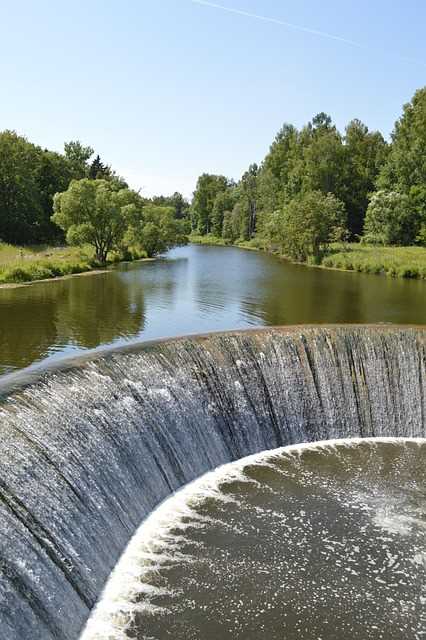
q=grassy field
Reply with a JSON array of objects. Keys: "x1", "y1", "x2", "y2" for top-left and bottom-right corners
[
  {"x1": 0, "y1": 243, "x2": 147, "y2": 285},
  {"x1": 190, "y1": 235, "x2": 426, "y2": 280},
  {"x1": 322, "y1": 244, "x2": 426, "y2": 279}
]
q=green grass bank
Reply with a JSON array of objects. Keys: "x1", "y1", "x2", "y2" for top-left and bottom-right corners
[
  {"x1": 190, "y1": 234, "x2": 426, "y2": 280},
  {"x1": 0, "y1": 243, "x2": 148, "y2": 285}
]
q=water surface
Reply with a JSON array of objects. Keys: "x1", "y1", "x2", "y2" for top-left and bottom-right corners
[
  {"x1": 82, "y1": 439, "x2": 426, "y2": 640},
  {"x1": 1, "y1": 244, "x2": 426, "y2": 375}
]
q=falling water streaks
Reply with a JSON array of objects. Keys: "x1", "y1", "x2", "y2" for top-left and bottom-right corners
[{"x1": 0, "y1": 326, "x2": 424, "y2": 639}]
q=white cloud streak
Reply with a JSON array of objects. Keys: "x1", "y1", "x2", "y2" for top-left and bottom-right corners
[{"x1": 190, "y1": 0, "x2": 425, "y2": 67}]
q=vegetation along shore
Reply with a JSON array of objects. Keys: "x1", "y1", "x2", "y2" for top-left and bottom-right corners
[
  {"x1": 1, "y1": 86, "x2": 426, "y2": 283},
  {"x1": 190, "y1": 235, "x2": 426, "y2": 279}
]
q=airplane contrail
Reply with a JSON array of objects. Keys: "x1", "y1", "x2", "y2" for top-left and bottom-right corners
[{"x1": 190, "y1": 0, "x2": 425, "y2": 67}]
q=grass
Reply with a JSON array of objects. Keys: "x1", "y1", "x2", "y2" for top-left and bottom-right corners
[
  {"x1": 0, "y1": 243, "x2": 148, "y2": 285},
  {"x1": 189, "y1": 234, "x2": 267, "y2": 251},
  {"x1": 190, "y1": 234, "x2": 426, "y2": 280},
  {"x1": 189, "y1": 234, "x2": 228, "y2": 246},
  {"x1": 322, "y1": 244, "x2": 426, "y2": 279}
]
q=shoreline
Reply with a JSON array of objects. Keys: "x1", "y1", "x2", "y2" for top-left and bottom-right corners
[
  {"x1": 0, "y1": 257, "x2": 156, "y2": 290},
  {"x1": 189, "y1": 236, "x2": 426, "y2": 281}
]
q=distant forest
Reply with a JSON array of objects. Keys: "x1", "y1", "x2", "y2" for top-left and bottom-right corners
[
  {"x1": 191, "y1": 86, "x2": 426, "y2": 263},
  {"x1": 0, "y1": 86, "x2": 425, "y2": 266}
]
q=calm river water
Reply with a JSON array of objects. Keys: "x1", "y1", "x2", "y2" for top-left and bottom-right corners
[{"x1": 1, "y1": 244, "x2": 426, "y2": 375}]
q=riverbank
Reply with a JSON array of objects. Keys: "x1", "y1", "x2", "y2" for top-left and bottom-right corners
[
  {"x1": 0, "y1": 243, "x2": 149, "y2": 286},
  {"x1": 190, "y1": 235, "x2": 426, "y2": 280}
]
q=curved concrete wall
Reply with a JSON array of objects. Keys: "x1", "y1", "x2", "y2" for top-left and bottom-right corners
[{"x1": 0, "y1": 327, "x2": 424, "y2": 639}]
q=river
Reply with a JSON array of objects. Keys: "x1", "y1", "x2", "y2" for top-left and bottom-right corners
[{"x1": 1, "y1": 244, "x2": 426, "y2": 376}]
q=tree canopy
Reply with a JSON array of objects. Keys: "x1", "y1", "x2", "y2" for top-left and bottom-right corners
[
  {"x1": 53, "y1": 179, "x2": 188, "y2": 263},
  {"x1": 192, "y1": 85, "x2": 426, "y2": 258}
]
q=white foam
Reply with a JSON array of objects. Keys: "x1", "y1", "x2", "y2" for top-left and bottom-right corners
[{"x1": 80, "y1": 437, "x2": 425, "y2": 640}]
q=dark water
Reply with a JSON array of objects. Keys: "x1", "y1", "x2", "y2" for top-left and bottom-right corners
[
  {"x1": 82, "y1": 439, "x2": 426, "y2": 640},
  {"x1": 1, "y1": 244, "x2": 426, "y2": 375}
]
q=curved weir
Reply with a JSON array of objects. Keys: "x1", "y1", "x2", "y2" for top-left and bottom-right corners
[{"x1": 0, "y1": 326, "x2": 425, "y2": 639}]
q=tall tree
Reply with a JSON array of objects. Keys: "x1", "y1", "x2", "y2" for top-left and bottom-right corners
[
  {"x1": 302, "y1": 114, "x2": 346, "y2": 197},
  {"x1": 239, "y1": 164, "x2": 259, "y2": 239},
  {"x1": 52, "y1": 179, "x2": 130, "y2": 264},
  {"x1": 89, "y1": 154, "x2": 112, "y2": 180},
  {"x1": 211, "y1": 188, "x2": 236, "y2": 237},
  {"x1": 0, "y1": 131, "x2": 42, "y2": 244},
  {"x1": 34, "y1": 150, "x2": 74, "y2": 243},
  {"x1": 191, "y1": 174, "x2": 230, "y2": 234},
  {"x1": 279, "y1": 191, "x2": 347, "y2": 263},
  {"x1": 363, "y1": 190, "x2": 417, "y2": 245},
  {"x1": 343, "y1": 120, "x2": 388, "y2": 237},
  {"x1": 379, "y1": 87, "x2": 426, "y2": 193},
  {"x1": 64, "y1": 141, "x2": 94, "y2": 180}
]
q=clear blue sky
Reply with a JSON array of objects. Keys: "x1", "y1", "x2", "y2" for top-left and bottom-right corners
[{"x1": 1, "y1": 0, "x2": 425, "y2": 198}]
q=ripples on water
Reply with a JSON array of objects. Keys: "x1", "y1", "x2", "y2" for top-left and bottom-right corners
[
  {"x1": 82, "y1": 439, "x2": 426, "y2": 640},
  {"x1": 2, "y1": 244, "x2": 426, "y2": 375}
]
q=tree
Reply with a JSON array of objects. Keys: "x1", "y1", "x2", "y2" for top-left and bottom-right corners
[
  {"x1": 34, "y1": 150, "x2": 74, "y2": 243},
  {"x1": 52, "y1": 179, "x2": 130, "y2": 264},
  {"x1": 88, "y1": 154, "x2": 112, "y2": 180},
  {"x1": 222, "y1": 210, "x2": 236, "y2": 243},
  {"x1": 211, "y1": 188, "x2": 236, "y2": 237},
  {"x1": 0, "y1": 130, "x2": 42, "y2": 244},
  {"x1": 170, "y1": 192, "x2": 189, "y2": 219},
  {"x1": 343, "y1": 120, "x2": 388, "y2": 238},
  {"x1": 363, "y1": 190, "x2": 418, "y2": 245},
  {"x1": 263, "y1": 123, "x2": 301, "y2": 203},
  {"x1": 303, "y1": 115, "x2": 346, "y2": 197},
  {"x1": 379, "y1": 87, "x2": 426, "y2": 193},
  {"x1": 124, "y1": 204, "x2": 187, "y2": 257},
  {"x1": 280, "y1": 191, "x2": 347, "y2": 262},
  {"x1": 239, "y1": 164, "x2": 259, "y2": 239},
  {"x1": 64, "y1": 141, "x2": 94, "y2": 180},
  {"x1": 191, "y1": 174, "x2": 230, "y2": 234}
]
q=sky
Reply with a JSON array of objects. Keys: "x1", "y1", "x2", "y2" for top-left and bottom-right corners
[{"x1": 0, "y1": 0, "x2": 425, "y2": 198}]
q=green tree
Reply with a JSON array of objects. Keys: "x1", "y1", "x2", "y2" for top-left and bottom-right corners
[
  {"x1": 379, "y1": 87, "x2": 426, "y2": 193},
  {"x1": 363, "y1": 190, "x2": 418, "y2": 245},
  {"x1": 263, "y1": 123, "x2": 301, "y2": 202},
  {"x1": 191, "y1": 174, "x2": 230, "y2": 234},
  {"x1": 222, "y1": 210, "x2": 236, "y2": 242},
  {"x1": 64, "y1": 141, "x2": 94, "y2": 180},
  {"x1": 303, "y1": 115, "x2": 346, "y2": 197},
  {"x1": 239, "y1": 164, "x2": 259, "y2": 239},
  {"x1": 211, "y1": 188, "x2": 236, "y2": 236},
  {"x1": 343, "y1": 120, "x2": 388, "y2": 238},
  {"x1": 280, "y1": 191, "x2": 347, "y2": 262},
  {"x1": 124, "y1": 204, "x2": 187, "y2": 257},
  {"x1": 34, "y1": 150, "x2": 74, "y2": 243},
  {"x1": 170, "y1": 192, "x2": 190, "y2": 219},
  {"x1": 52, "y1": 179, "x2": 130, "y2": 264},
  {"x1": 0, "y1": 130, "x2": 42, "y2": 244},
  {"x1": 88, "y1": 154, "x2": 112, "y2": 180}
]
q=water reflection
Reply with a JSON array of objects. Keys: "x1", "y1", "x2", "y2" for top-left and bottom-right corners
[{"x1": 1, "y1": 245, "x2": 426, "y2": 375}]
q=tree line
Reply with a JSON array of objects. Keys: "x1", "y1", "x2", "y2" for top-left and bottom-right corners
[
  {"x1": 0, "y1": 133, "x2": 190, "y2": 261},
  {"x1": 191, "y1": 86, "x2": 426, "y2": 263}
]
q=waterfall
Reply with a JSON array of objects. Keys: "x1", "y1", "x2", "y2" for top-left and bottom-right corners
[{"x1": 0, "y1": 326, "x2": 424, "y2": 640}]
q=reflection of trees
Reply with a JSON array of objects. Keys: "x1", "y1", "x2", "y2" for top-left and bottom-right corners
[
  {"x1": 0, "y1": 286, "x2": 59, "y2": 372},
  {"x1": 0, "y1": 270, "x2": 146, "y2": 373},
  {"x1": 55, "y1": 272, "x2": 145, "y2": 348},
  {"x1": 247, "y1": 259, "x2": 426, "y2": 325}
]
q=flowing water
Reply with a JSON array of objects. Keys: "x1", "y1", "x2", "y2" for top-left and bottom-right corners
[
  {"x1": 82, "y1": 439, "x2": 426, "y2": 640},
  {"x1": 1, "y1": 244, "x2": 426, "y2": 375},
  {"x1": 0, "y1": 327, "x2": 425, "y2": 640}
]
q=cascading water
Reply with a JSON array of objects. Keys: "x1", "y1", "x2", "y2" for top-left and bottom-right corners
[{"x1": 0, "y1": 326, "x2": 425, "y2": 640}]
